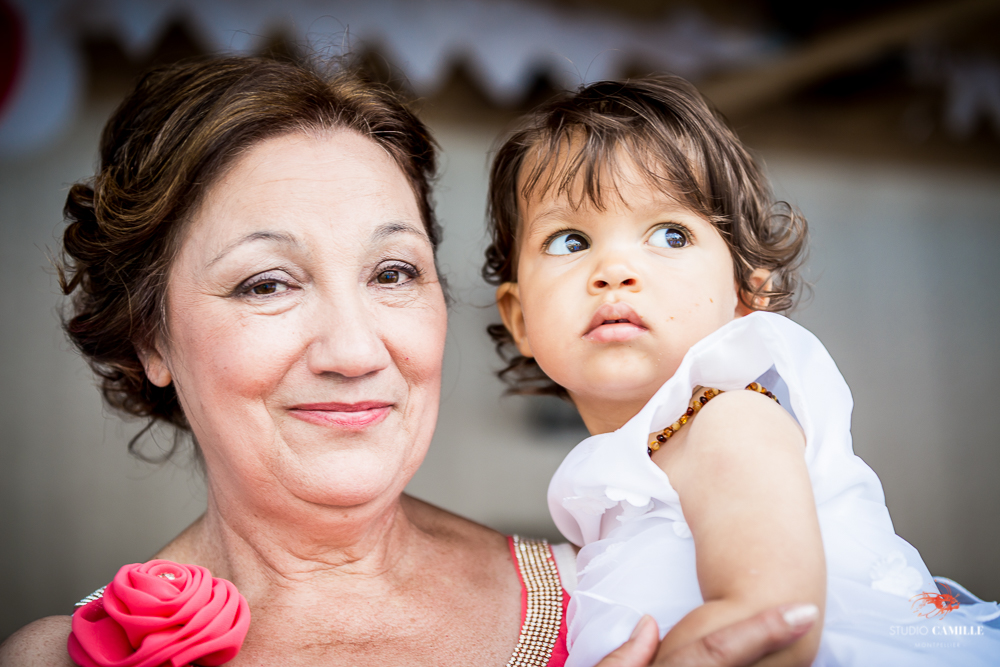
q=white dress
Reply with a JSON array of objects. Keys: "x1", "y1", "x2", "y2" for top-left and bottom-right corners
[{"x1": 548, "y1": 312, "x2": 1000, "y2": 667}]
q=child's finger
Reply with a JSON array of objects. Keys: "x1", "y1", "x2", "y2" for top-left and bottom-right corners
[
  {"x1": 655, "y1": 604, "x2": 818, "y2": 667},
  {"x1": 593, "y1": 615, "x2": 660, "y2": 667}
]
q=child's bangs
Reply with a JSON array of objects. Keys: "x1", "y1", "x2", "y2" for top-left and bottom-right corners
[{"x1": 518, "y1": 124, "x2": 712, "y2": 218}]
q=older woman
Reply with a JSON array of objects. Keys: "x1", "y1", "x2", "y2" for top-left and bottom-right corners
[{"x1": 0, "y1": 56, "x2": 812, "y2": 667}]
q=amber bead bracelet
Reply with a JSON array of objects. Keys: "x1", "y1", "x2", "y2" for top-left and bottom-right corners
[{"x1": 648, "y1": 382, "x2": 779, "y2": 456}]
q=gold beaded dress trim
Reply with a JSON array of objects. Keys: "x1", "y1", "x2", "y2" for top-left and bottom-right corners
[
  {"x1": 75, "y1": 586, "x2": 106, "y2": 607},
  {"x1": 506, "y1": 536, "x2": 564, "y2": 667}
]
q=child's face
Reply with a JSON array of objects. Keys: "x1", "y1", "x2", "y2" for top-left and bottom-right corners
[{"x1": 497, "y1": 155, "x2": 752, "y2": 434}]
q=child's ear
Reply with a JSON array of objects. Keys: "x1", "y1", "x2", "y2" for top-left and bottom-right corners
[
  {"x1": 137, "y1": 342, "x2": 173, "y2": 387},
  {"x1": 735, "y1": 268, "x2": 773, "y2": 317},
  {"x1": 496, "y1": 282, "x2": 534, "y2": 358}
]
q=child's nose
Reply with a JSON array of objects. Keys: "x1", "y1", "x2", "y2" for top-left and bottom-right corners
[{"x1": 590, "y1": 263, "x2": 641, "y2": 292}]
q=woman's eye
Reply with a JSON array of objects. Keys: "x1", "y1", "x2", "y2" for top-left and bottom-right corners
[
  {"x1": 371, "y1": 263, "x2": 420, "y2": 287},
  {"x1": 649, "y1": 227, "x2": 688, "y2": 249},
  {"x1": 377, "y1": 270, "x2": 400, "y2": 284},
  {"x1": 546, "y1": 232, "x2": 590, "y2": 256},
  {"x1": 251, "y1": 281, "x2": 281, "y2": 295},
  {"x1": 237, "y1": 272, "x2": 295, "y2": 298}
]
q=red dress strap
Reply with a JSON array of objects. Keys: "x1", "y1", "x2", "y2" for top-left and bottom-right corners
[{"x1": 506, "y1": 535, "x2": 570, "y2": 667}]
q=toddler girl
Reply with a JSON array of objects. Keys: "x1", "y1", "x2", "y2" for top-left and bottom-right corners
[{"x1": 483, "y1": 76, "x2": 1000, "y2": 666}]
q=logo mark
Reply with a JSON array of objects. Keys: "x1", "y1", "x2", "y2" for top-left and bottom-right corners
[{"x1": 910, "y1": 583, "x2": 960, "y2": 619}]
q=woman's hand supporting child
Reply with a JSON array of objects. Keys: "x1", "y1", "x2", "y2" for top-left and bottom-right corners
[{"x1": 598, "y1": 604, "x2": 819, "y2": 667}]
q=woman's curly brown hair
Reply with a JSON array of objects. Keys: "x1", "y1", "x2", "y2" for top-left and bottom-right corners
[
  {"x1": 483, "y1": 75, "x2": 808, "y2": 399},
  {"x1": 59, "y1": 55, "x2": 441, "y2": 459}
]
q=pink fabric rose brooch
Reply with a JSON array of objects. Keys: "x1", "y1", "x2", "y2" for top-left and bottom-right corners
[{"x1": 67, "y1": 560, "x2": 250, "y2": 667}]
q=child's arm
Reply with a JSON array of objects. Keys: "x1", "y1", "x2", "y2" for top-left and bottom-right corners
[{"x1": 651, "y1": 389, "x2": 825, "y2": 667}]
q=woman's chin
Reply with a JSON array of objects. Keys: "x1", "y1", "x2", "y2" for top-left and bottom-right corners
[{"x1": 275, "y1": 450, "x2": 419, "y2": 509}]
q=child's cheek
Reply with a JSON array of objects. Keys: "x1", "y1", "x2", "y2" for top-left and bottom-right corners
[{"x1": 523, "y1": 305, "x2": 574, "y2": 383}]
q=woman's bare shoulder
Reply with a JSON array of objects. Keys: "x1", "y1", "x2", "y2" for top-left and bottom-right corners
[{"x1": 0, "y1": 615, "x2": 75, "y2": 666}]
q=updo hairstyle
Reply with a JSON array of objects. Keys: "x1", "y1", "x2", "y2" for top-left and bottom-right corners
[
  {"x1": 483, "y1": 75, "x2": 808, "y2": 399},
  {"x1": 59, "y1": 55, "x2": 441, "y2": 455}
]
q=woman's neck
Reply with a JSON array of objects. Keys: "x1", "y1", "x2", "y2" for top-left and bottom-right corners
[
  {"x1": 157, "y1": 481, "x2": 422, "y2": 600},
  {"x1": 155, "y1": 488, "x2": 524, "y2": 666}
]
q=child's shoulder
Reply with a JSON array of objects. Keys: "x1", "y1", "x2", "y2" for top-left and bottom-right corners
[
  {"x1": 692, "y1": 388, "x2": 803, "y2": 448},
  {"x1": 650, "y1": 386, "x2": 804, "y2": 479}
]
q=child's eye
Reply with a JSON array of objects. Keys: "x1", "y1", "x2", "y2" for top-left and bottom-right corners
[
  {"x1": 649, "y1": 226, "x2": 689, "y2": 249},
  {"x1": 546, "y1": 232, "x2": 590, "y2": 255}
]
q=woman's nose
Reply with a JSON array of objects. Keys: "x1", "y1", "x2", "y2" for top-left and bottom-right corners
[
  {"x1": 589, "y1": 257, "x2": 642, "y2": 294},
  {"x1": 305, "y1": 294, "x2": 391, "y2": 378}
]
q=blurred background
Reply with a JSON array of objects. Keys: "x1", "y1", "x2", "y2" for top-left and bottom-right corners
[{"x1": 2, "y1": 0, "x2": 999, "y2": 642}]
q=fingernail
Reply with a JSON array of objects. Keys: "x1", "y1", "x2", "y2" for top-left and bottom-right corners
[
  {"x1": 630, "y1": 615, "x2": 652, "y2": 640},
  {"x1": 782, "y1": 604, "x2": 818, "y2": 627}
]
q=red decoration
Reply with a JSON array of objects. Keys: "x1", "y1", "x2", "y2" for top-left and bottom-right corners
[{"x1": 67, "y1": 560, "x2": 250, "y2": 667}]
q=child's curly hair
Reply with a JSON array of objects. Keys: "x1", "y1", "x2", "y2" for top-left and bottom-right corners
[{"x1": 483, "y1": 75, "x2": 808, "y2": 399}]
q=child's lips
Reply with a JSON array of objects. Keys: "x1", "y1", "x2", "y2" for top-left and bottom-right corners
[
  {"x1": 583, "y1": 303, "x2": 648, "y2": 342},
  {"x1": 583, "y1": 322, "x2": 648, "y2": 342}
]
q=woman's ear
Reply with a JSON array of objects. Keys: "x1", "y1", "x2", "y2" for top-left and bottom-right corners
[
  {"x1": 736, "y1": 268, "x2": 773, "y2": 317},
  {"x1": 137, "y1": 343, "x2": 173, "y2": 387},
  {"x1": 495, "y1": 282, "x2": 534, "y2": 358}
]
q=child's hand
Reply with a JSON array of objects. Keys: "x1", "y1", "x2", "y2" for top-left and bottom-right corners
[{"x1": 594, "y1": 604, "x2": 817, "y2": 667}]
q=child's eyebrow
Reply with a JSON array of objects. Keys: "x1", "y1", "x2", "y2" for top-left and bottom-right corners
[{"x1": 522, "y1": 203, "x2": 575, "y2": 243}]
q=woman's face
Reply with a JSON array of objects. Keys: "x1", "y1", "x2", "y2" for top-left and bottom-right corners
[{"x1": 143, "y1": 130, "x2": 447, "y2": 511}]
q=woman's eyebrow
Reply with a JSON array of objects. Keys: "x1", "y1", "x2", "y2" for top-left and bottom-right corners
[
  {"x1": 370, "y1": 221, "x2": 428, "y2": 242},
  {"x1": 207, "y1": 231, "x2": 299, "y2": 267}
]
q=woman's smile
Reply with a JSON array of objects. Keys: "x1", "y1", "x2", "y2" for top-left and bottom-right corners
[{"x1": 288, "y1": 401, "x2": 393, "y2": 430}]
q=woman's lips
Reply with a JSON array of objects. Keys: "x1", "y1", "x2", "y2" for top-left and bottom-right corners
[
  {"x1": 582, "y1": 302, "x2": 648, "y2": 343},
  {"x1": 288, "y1": 401, "x2": 392, "y2": 429}
]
